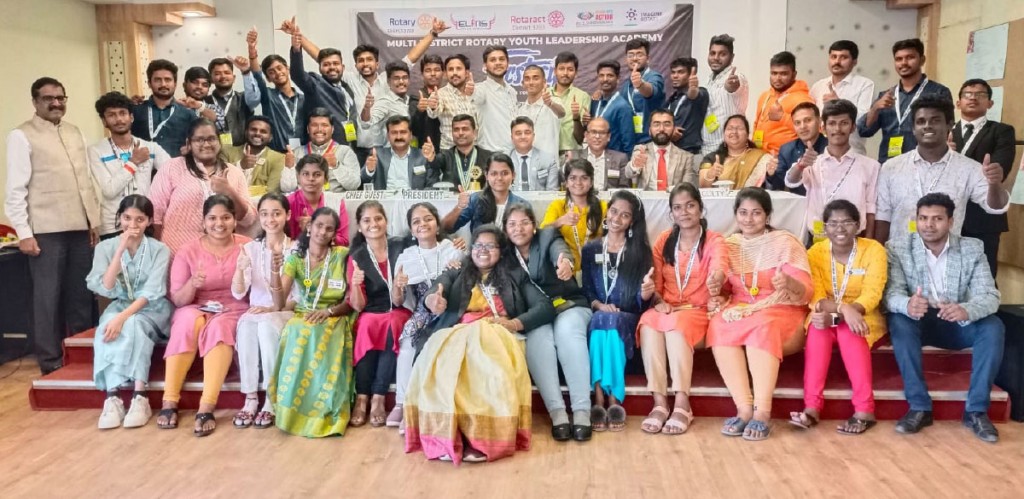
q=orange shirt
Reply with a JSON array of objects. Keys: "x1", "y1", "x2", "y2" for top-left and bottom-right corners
[
  {"x1": 753, "y1": 79, "x2": 813, "y2": 155},
  {"x1": 652, "y1": 229, "x2": 728, "y2": 307}
]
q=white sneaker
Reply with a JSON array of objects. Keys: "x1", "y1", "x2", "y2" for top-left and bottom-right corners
[
  {"x1": 122, "y1": 394, "x2": 152, "y2": 428},
  {"x1": 98, "y1": 397, "x2": 126, "y2": 429}
]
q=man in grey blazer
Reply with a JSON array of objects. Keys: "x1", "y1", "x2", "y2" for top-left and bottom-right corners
[
  {"x1": 361, "y1": 116, "x2": 437, "y2": 189},
  {"x1": 509, "y1": 116, "x2": 561, "y2": 191},
  {"x1": 625, "y1": 109, "x2": 699, "y2": 190},
  {"x1": 567, "y1": 116, "x2": 630, "y2": 189},
  {"x1": 884, "y1": 193, "x2": 1004, "y2": 442}
]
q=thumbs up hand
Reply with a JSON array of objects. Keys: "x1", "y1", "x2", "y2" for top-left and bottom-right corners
[
  {"x1": 982, "y1": 153, "x2": 1004, "y2": 186},
  {"x1": 427, "y1": 283, "x2": 447, "y2": 314},
  {"x1": 710, "y1": 154, "x2": 725, "y2": 180},
  {"x1": 426, "y1": 90, "x2": 439, "y2": 110},
  {"x1": 417, "y1": 89, "x2": 429, "y2": 111},
  {"x1": 706, "y1": 269, "x2": 725, "y2": 297},
  {"x1": 422, "y1": 136, "x2": 436, "y2": 162},
  {"x1": 823, "y1": 82, "x2": 838, "y2": 102},
  {"x1": 571, "y1": 96, "x2": 580, "y2": 120},
  {"x1": 350, "y1": 261, "x2": 365, "y2": 287},
  {"x1": 766, "y1": 153, "x2": 779, "y2": 176},
  {"x1": 284, "y1": 145, "x2": 296, "y2": 168},
  {"x1": 363, "y1": 88, "x2": 375, "y2": 111},
  {"x1": 365, "y1": 148, "x2": 378, "y2": 173},
  {"x1": 456, "y1": 185, "x2": 470, "y2": 209},
  {"x1": 270, "y1": 245, "x2": 284, "y2": 273},
  {"x1": 797, "y1": 145, "x2": 818, "y2": 170},
  {"x1": 688, "y1": 73, "x2": 700, "y2": 92},
  {"x1": 556, "y1": 206, "x2": 580, "y2": 229},
  {"x1": 555, "y1": 252, "x2": 574, "y2": 281},
  {"x1": 907, "y1": 285, "x2": 929, "y2": 319},
  {"x1": 874, "y1": 87, "x2": 895, "y2": 111},
  {"x1": 542, "y1": 85, "x2": 553, "y2": 107},
  {"x1": 768, "y1": 100, "x2": 784, "y2": 121},
  {"x1": 392, "y1": 265, "x2": 409, "y2": 303},
  {"x1": 771, "y1": 262, "x2": 790, "y2": 294},
  {"x1": 463, "y1": 77, "x2": 475, "y2": 97},
  {"x1": 633, "y1": 146, "x2": 649, "y2": 170},
  {"x1": 630, "y1": 64, "x2": 643, "y2": 89},
  {"x1": 946, "y1": 131, "x2": 957, "y2": 151},
  {"x1": 725, "y1": 67, "x2": 740, "y2": 93},
  {"x1": 641, "y1": 267, "x2": 656, "y2": 300}
]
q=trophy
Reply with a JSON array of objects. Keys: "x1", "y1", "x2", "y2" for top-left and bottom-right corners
[{"x1": 468, "y1": 165, "x2": 483, "y2": 191}]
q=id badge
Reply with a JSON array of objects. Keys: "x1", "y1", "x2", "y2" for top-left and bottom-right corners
[
  {"x1": 410, "y1": 137, "x2": 420, "y2": 148},
  {"x1": 552, "y1": 297, "x2": 566, "y2": 308},
  {"x1": 887, "y1": 136, "x2": 904, "y2": 158},
  {"x1": 753, "y1": 130, "x2": 765, "y2": 149},
  {"x1": 908, "y1": 220, "x2": 917, "y2": 233},
  {"x1": 538, "y1": 168, "x2": 548, "y2": 179},
  {"x1": 288, "y1": 138, "x2": 302, "y2": 150},
  {"x1": 704, "y1": 114, "x2": 719, "y2": 133},
  {"x1": 413, "y1": 164, "x2": 426, "y2": 175},
  {"x1": 256, "y1": 158, "x2": 267, "y2": 166},
  {"x1": 328, "y1": 279, "x2": 344, "y2": 289},
  {"x1": 594, "y1": 253, "x2": 604, "y2": 264},
  {"x1": 219, "y1": 133, "x2": 233, "y2": 146},
  {"x1": 633, "y1": 114, "x2": 643, "y2": 134},
  {"x1": 343, "y1": 122, "x2": 357, "y2": 142},
  {"x1": 812, "y1": 220, "x2": 826, "y2": 243},
  {"x1": 607, "y1": 168, "x2": 620, "y2": 178}
]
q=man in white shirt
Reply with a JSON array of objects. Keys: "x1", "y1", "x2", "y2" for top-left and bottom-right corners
[
  {"x1": 360, "y1": 62, "x2": 417, "y2": 151},
  {"x1": 89, "y1": 91, "x2": 170, "y2": 237},
  {"x1": 809, "y1": 40, "x2": 875, "y2": 155},
  {"x1": 516, "y1": 65, "x2": 566, "y2": 158},
  {"x1": 5, "y1": 77, "x2": 101, "y2": 374},
  {"x1": 361, "y1": 116, "x2": 436, "y2": 190},
  {"x1": 509, "y1": 116, "x2": 560, "y2": 191},
  {"x1": 474, "y1": 45, "x2": 519, "y2": 153},
  {"x1": 296, "y1": 107, "x2": 360, "y2": 192},
  {"x1": 702, "y1": 34, "x2": 749, "y2": 155}
]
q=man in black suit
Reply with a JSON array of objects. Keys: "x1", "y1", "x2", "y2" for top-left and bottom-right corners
[
  {"x1": 427, "y1": 114, "x2": 493, "y2": 191},
  {"x1": 361, "y1": 116, "x2": 436, "y2": 189},
  {"x1": 951, "y1": 78, "x2": 1017, "y2": 278}
]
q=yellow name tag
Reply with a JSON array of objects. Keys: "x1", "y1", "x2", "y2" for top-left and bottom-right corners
[
  {"x1": 343, "y1": 122, "x2": 357, "y2": 142},
  {"x1": 324, "y1": 181, "x2": 331, "y2": 190},
  {"x1": 410, "y1": 137, "x2": 419, "y2": 148},
  {"x1": 552, "y1": 297, "x2": 566, "y2": 308},
  {"x1": 887, "y1": 136, "x2": 904, "y2": 158},
  {"x1": 219, "y1": 133, "x2": 233, "y2": 145},
  {"x1": 753, "y1": 130, "x2": 765, "y2": 149},
  {"x1": 812, "y1": 220, "x2": 826, "y2": 243},
  {"x1": 633, "y1": 114, "x2": 644, "y2": 134},
  {"x1": 908, "y1": 220, "x2": 917, "y2": 233},
  {"x1": 704, "y1": 114, "x2": 719, "y2": 133}
]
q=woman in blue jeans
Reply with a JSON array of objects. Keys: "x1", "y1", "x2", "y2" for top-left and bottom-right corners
[{"x1": 503, "y1": 202, "x2": 594, "y2": 442}]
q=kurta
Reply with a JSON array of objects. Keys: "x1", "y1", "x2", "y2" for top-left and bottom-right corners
[
  {"x1": 540, "y1": 198, "x2": 607, "y2": 266},
  {"x1": 86, "y1": 236, "x2": 173, "y2": 391},
  {"x1": 285, "y1": 190, "x2": 350, "y2": 247},
  {"x1": 348, "y1": 246, "x2": 413, "y2": 365},
  {"x1": 234, "y1": 239, "x2": 294, "y2": 353},
  {"x1": 807, "y1": 237, "x2": 888, "y2": 346}
]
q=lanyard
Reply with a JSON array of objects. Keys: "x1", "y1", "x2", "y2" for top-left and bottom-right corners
[
  {"x1": 819, "y1": 155, "x2": 856, "y2": 207},
  {"x1": 120, "y1": 238, "x2": 149, "y2": 301},
  {"x1": 595, "y1": 93, "x2": 620, "y2": 118},
  {"x1": 960, "y1": 120, "x2": 985, "y2": 153},
  {"x1": 416, "y1": 245, "x2": 443, "y2": 284},
  {"x1": 514, "y1": 248, "x2": 531, "y2": 275},
  {"x1": 672, "y1": 93, "x2": 688, "y2": 116},
  {"x1": 454, "y1": 148, "x2": 476, "y2": 188},
  {"x1": 109, "y1": 138, "x2": 140, "y2": 195},
  {"x1": 894, "y1": 78, "x2": 929, "y2": 126},
  {"x1": 367, "y1": 245, "x2": 393, "y2": 311},
  {"x1": 829, "y1": 240, "x2": 858, "y2": 303},
  {"x1": 479, "y1": 281, "x2": 500, "y2": 317},
  {"x1": 566, "y1": 200, "x2": 589, "y2": 253},
  {"x1": 278, "y1": 91, "x2": 299, "y2": 131},
  {"x1": 674, "y1": 228, "x2": 702, "y2": 297},
  {"x1": 625, "y1": 68, "x2": 650, "y2": 113},
  {"x1": 914, "y1": 156, "x2": 951, "y2": 198},
  {"x1": 219, "y1": 92, "x2": 236, "y2": 119},
  {"x1": 304, "y1": 250, "x2": 333, "y2": 309},
  {"x1": 147, "y1": 105, "x2": 175, "y2": 140},
  {"x1": 601, "y1": 238, "x2": 624, "y2": 299}
]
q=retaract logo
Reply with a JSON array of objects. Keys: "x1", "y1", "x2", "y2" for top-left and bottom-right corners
[{"x1": 450, "y1": 14, "x2": 497, "y2": 30}]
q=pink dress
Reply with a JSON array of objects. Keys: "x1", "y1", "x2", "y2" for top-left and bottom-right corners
[
  {"x1": 150, "y1": 157, "x2": 256, "y2": 254},
  {"x1": 286, "y1": 190, "x2": 350, "y2": 246},
  {"x1": 165, "y1": 234, "x2": 252, "y2": 358}
]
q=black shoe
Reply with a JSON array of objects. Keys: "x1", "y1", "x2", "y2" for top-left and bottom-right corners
[
  {"x1": 572, "y1": 424, "x2": 592, "y2": 442},
  {"x1": 551, "y1": 423, "x2": 572, "y2": 442},
  {"x1": 962, "y1": 412, "x2": 999, "y2": 443},
  {"x1": 40, "y1": 363, "x2": 63, "y2": 376},
  {"x1": 895, "y1": 410, "x2": 933, "y2": 434}
]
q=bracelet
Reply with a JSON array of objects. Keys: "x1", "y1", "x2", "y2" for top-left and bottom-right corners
[{"x1": 430, "y1": 30, "x2": 439, "y2": 37}]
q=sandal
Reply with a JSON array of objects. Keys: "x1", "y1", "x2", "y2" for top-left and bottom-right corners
[
  {"x1": 641, "y1": 406, "x2": 669, "y2": 434},
  {"x1": 591, "y1": 405, "x2": 608, "y2": 432},
  {"x1": 253, "y1": 411, "x2": 275, "y2": 429},
  {"x1": 788, "y1": 410, "x2": 819, "y2": 430},
  {"x1": 194, "y1": 412, "x2": 217, "y2": 437},
  {"x1": 157, "y1": 408, "x2": 178, "y2": 429},
  {"x1": 661, "y1": 408, "x2": 694, "y2": 435},
  {"x1": 369, "y1": 397, "x2": 387, "y2": 428},
  {"x1": 742, "y1": 419, "x2": 771, "y2": 441},
  {"x1": 836, "y1": 417, "x2": 876, "y2": 436},
  {"x1": 350, "y1": 395, "x2": 369, "y2": 427},
  {"x1": 720, "y1": 416, "x2": 749, "y2": 437},
  {"x1": 233, "y1": 409, "x2": 255, "y2": 429},
  {"x1": 386, "y1": 404, "x2": 403, "y2": 428},
  {"x1": 607, "y1": 404, "x2": 627, "y2": 432}
]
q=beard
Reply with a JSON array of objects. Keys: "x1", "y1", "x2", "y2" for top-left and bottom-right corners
[{"x1": 651, "y1": 132, "x2": 671, "y2": 146}]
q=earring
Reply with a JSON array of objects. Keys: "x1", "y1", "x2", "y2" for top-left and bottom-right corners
[
  {"x1": 628, "y1": 228, "x2": 633, "y2": 238},
  {"x1": 602, "y1": 220, "x2": 608, "y2": 230}
]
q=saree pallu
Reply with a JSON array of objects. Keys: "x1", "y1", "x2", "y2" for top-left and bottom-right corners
[{"x1": 404, "y1": 320, "x2": 532, "y2": 465}]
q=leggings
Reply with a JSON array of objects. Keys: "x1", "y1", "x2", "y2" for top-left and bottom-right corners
[
  {"x1": 162, "y1": 316, "x2": 234, "y2": 406},
  {"x1": 355, "y1": 332, "x2": 396, "y2": 396}
]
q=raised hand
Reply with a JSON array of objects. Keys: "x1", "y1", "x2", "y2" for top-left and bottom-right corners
[
  {"x1": 364, "y1": 88, "x2": 375, "y2": 112},
  {"x1": 706, "y1": 269, "x2": 725, "y2": 296},
  {"x1": 236, "y1": 247, "x2": 252, "y2": 271},
  {"x1": 632, "y1": 147, "x2": 649, "y2": 170},
  {"x1": 688, "y1": 73, "x2": 700, "y2": 92},
  {"x1": 641, "y1": 267, "x2": 656, "y2": 299},
  {"x1": 425, "y1": 89, "x2": 439, "y2": 110},
  {"x1": 350, "y1": 261, "x2": 365, "y2": 287},
  {"x1": 422, "y1": 136, "x2": 436, "y2": 162},
  {"x1": 129, "y1": 144, "x2": 150, "y2": 165},
  {"x1": 209, "y1": 170, "x2": 231, "y2": 195},
  {"x1": 581, "y1": 110, "x2": 592, "y2": 127},
  {"x1": 907, "y1": 286, "x2": 928, "y2": 319},
  {"x1": 417, "y1": 90, "x2": 429, "y2": 111},
  {"x1": 284, "y1": 145, "x2": 296, "y2": 168},
  {"x1": 270, "y1": 246, "x2": 284, "y2": 273},
  {"x1": 798, "y1": 145, "x2": 818, "y2": 169},
  {"x1": 394, "y1": 265, "x2": 409, "y2": 298},
  {"x1": 556, "y1": 206, "x2": 580, "y2": 228},
  {"x1": 555, "y1": 252, "x2": 573, "y2": 281},
  {"x1": 192, "y1": 262, "x2": 207, "y2": 289},
  {"x1": 766, "y1": 153, "x2": 779, "y2": 176},
  {"x1": 823, "y1": 82, "x2": 838, "y2": 102},
  {"x1": 232, "y1": 55, "x2": 251, "y2": 73},
  {"x1": 432, "y1": 17, "x2": 449, "y2": 35},
  {"x1": 542, "y1": 86, "x2": 553, "y2": 107},
  {"x1": 278, "y1": 16, "x2": 297, "y2": 35},
  {"x1": 982, "y1": 153, "x2": 1004, "y2": 186},
  {"x1": 365, "y1": 148, "x2": 378, "y2": 172},
  {"x1": 456, "y1": 185, "x2": 470, "y2": 209},
  {"x1": 630, "y1": 64, "x2": 643, "y2": 89},
  {"x1": 571, "y1": 96, "x2": 580, "y2": 120},
  {"x1": 710, "y1": 154, "x2": 725, "y2": 180},
  {"x1": 427, "y1": 283, "x2": 447, "y2": 314},
  {"x1": 724, "y1": 67, "x2": 740, "y2": 93},
  {"x1": 246, "y1": 26, "x2": 258, "y2": 50},
  {"x1": 325, "y1": 152, "x2": 338, "y2": 168},
  {"x1": 241, "y1": 149, "x2": 258, "y2": 170},
  {"x1": 946, "y1": 131, "x2": 957, "y2": 151},
  {"x1": 770, "y1": 262, "x2": 790, "y2": 294},
  {"x1": 874, "y1": 87, "x2": 895, "y2": 111},
  {"x1": 463, "y1": 77, "x2": 475, "y2": 96}
]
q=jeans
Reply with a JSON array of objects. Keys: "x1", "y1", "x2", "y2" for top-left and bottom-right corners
[{"x1": 525, "y1": 306, "x2": 592, "y2": 415}]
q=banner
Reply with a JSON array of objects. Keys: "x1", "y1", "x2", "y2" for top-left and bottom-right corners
[{"x1": 356, "y1": 3, "x2": 694, "y2": 95}]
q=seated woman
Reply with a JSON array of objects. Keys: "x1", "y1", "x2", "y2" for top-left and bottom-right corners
[
  {"x1": 158, "y1": 194, "x2": 252, "y2": 437},
  {"x1": 405, "y1": 225, "x2": 554, "y2": 465},
  {"x1": 230, "y1": 192, "x2": 294, "y2": 429},
  {"x1": 391, "y1": 203, "x2": 465, "y2": 431},
  {"x1": 442, "y1": 153, "x2": 526, "y2": 233},
  {"x1": 791, "y1": 200, "x2": 887, "y2": 435},
  {"x1": 286, "y1": 154, "x2": 350, "y2": 246},
  {"x1": 637, "y1": 184, "x2": 728, "y2": 435},
  {"x1": 504, "y1": 202, "x2": 593, "y2": 442},
  {"x1": 541, "y1": 158, "x2": 607, "y2": 266},
  {"x1": 87, "y1": 194, "x2": 173, "y2": 430},
  {"x1": 150, "y1": 118, "x2": 255, "y2": 253},
  {"x1": 347, "y1": 200, "x2": 413, "y2": 428},
  {"x1": 268, "y1": 207, "x2": 357, "y2": 437},
  {"x1": 697, "y1": 115, "x2": 771, "y2": 189},
  {"x1": 581, "y1": 191, "x2": 654, "y2": 432},
  {"x1": 707, "y1": 187, "x2": 812, "y2": 441}
]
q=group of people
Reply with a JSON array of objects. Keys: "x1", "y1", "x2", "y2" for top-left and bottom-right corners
[{"x1": 4, "y1": 17, "x2": 1017, "y2": 465}]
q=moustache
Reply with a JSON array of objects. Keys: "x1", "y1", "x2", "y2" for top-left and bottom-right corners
[{"x1": 48, "y1": 106, "x2": 65, "y2": 111}]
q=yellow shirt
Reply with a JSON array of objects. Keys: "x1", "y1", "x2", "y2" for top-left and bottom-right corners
[
  {"x1": 541, "y1": 198, "x2": 607, "y2": 266},
  {"x1": 807, "y1": 237, "x2": 888, "y2": 346}
]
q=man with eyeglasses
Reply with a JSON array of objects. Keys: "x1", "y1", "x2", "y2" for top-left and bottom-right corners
[
  {"x1": 5, "y1": 77, "x2": 101, "y2": 374},
  {"x1": 567, "y1": 117, "x2": 629, "y2": 190},
  {"x1": 950, "y1": 79, "x2": 1016, "y2": 278},
  {"x1": 620, "y1": 38, "x2": 665, "y2": 146}
]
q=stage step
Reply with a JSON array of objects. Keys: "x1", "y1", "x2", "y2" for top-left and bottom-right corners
[{"x1": 30, "y1": 329, "x2": 1010, "y2": 422}]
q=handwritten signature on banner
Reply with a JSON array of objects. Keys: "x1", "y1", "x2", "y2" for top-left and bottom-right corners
[{"x1": 505, "y1": 48, "x2": 556, "y2": 87}]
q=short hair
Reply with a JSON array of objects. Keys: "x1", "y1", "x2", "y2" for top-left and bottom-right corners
[
  {"x1": 511, "y1": 116, "x2": 535, "y2": 130},
  {"x1": 892, "y1": 38, "x2": 925, "y2": 57},
  {"x1": 146, "y1": 59, "x2": 178, "y2": 81},
  {"x1": 670, "y1": 57, "x2": 698, "y2": 72},
  {"x1": 444, "y1": 54, "x2": 471, "y2": 71},
  {"x1": 822, "y1": 199, "x2": 860, "y2": 224},
  {"x1": 625, "y1": 38, "x2": 651, "y2": 54},
  {"x1": 482, "y1": 45, "x2": 509, "y2": 62},
  {"x1": 523, "y1": 64, "x2": 545, "y2": 78},
  {"x1": 307, "y1": 107, "x2": 334, "y2": 125},
  {"x1": 452, "y1": 113, "x2": 477, "y2": 130},
  {"x1": 31, "y1": 77, "x2": 65, "y2": 99},
  {"x1": 385, "y1": 62, "x2": 410, "y2": 79},
  {"x1": 649, "y1": 108, "x2": 674, "y2": 122},
  {"x1": 792, "y1": 101, "x2": 820, "y2": 119},
  {"x1": 770, "y1": 51, "x2": 797, "y2": 70},
  {"x1": 207, "y1": 57, "x2": 233, "y2": 74},
  {"x1": 821, "y1": 99, "x2": 858, "y2": 123},
  {"x1": 554, "y1": 51, "x2": 579, "y2": 69},
  {"x1": 385, "y1": 115, "x2": 410, "y2": 132},
  {"x1": 910, "y1": 94, "x2": 955, "y2": 125},
  {"x1": 317, "y1": 47, "x2": 343, "y2": 64},
  {"x1": 260, "y1": 54, "x2": 287, "y2": 75},
  {"x1": 959, "y1": 78, "x2": 993, "y2": 98},
  {"x1": 184, "y1": 66, "x2": 211, "y2": 83},
  {"x1": 352, "y1": 44, "x2": 379, "y2": 61},
  {"x1": 709, "y1": 34, "x2": 735, "y2": 54},
  {"x1": 245, "y1": 115, "x2": 273, "y2": 131},
  {"x1": 596, "y1": 60, "x2": 621, "y2": 77},
  {"x1": 94, "y1": 91, "x2": 133, "y2": 117},
  {"x1": 420, "y1": 54, "x2": 443, "y2": 72},
  {"x1": 917, "y1": 192, "x2": 955, "y2": 218},
  {"x1": 828, "y1": 40, "x2": 859, "y2": 60}
]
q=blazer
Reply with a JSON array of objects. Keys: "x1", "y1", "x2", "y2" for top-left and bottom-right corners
[
  {"x1": 511, "y1": 227, "x2": 587, "y2": 309},
  {"x1": 509, "y1": 147, "x2": 561, "y2": 191},
  {"x1": 569, "y1": 147, "x2": 631, "y2": 189},
  {"x1": 883, "y1": 233, "x2": 1000, "y2": 324},
  {"x1": 360, "y1": 145, "x2": 435, "y2": 189},
  {"x1": 953, "y1": 120, "x2": 1016, "y2": 234},
  {"x1": 625, "y1": 142, "x2": 699, "y2": 191},
  {"x1": 428, "y1": 145, "x2": 493, "y2": 191},
  {"x1": 419, "y1": 264, "x2": 556, "y2": 350}
]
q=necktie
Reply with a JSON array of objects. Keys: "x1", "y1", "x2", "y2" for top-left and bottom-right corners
[
  {"x1": 520, "y1": 155, "x2": 529, "y2": 190},
  {"x1": 962, "y1": 123, "x2": 975, "y2": 146},
  {"x1": 657, "y1": 149, "x2": 668, "y2": 191}
]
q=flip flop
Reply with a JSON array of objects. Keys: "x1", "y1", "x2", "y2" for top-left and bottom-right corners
[
  {"x1": 720, "y1": 416, "x2": 749, "y2": 437},
  {"x1": 661, "y1": 408, "x2": 694, "y2": 435},
  {"x1": 591, "y1": 405, "x2": 609, "y2": 432},
  {"x1": 607, "y1": 404, "x2": 627, "y2": 432},
  {"x1": 788, "y1": 410, "x2": 819, "y2": 430},
  {"x1": 836, "y1": 417, "x2": 877, "y2": 436},
  {"x1": 641, "y1": 406, "x2": 670, "y2": 434},
  {"x1": 157, "y1": 408, "x2": 178, "y2": 429},
  {"x1": 742, "y1": 419, "x2": 771, "y2": 441},
  {"x1": 194, "y1": 412, "x2": 216, "y2": 438}
]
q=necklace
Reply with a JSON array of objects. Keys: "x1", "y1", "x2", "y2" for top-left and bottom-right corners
[
  {"x1": 602, "y1": 237, "x2": 625, "y2": 298},
  {"x1": 303, "y1": 249, "x2": 331, "y2": 309},
  {"x1": 738, "y1": 231, "x2": 766, "y2": 302},
  {"x1": 367, "y1": 242, "x2": 393, "y2": 310},
  {"x1": 830, "y1": 240, "x2": 858, "y2": 303},
  {"x1": 674, "y1": 228, "x2": 702, "y2": 298}
]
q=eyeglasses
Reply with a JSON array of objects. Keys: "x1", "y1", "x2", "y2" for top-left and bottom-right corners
[
  {"x1": 38, "y1": 95, "x2": 68, "y2": 104},
  {"x1": 190, "y1": 136, "x2": 220, "y2": 145},
  {"x1": 960, "y1": 91, "x2": 989, "y2": 99},
  {"x1": 825, "y1": 220, "x2": 858, "y2": 229},
  {"x1": 472, "y1": 243, "x2": 499, "y2": 252}
]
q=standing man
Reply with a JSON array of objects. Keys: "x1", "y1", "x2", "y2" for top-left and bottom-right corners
[
  {"x1": 132, "y1": 59, "x2": 193, "y2": 158},
  {"x1": 361, "y1": 62, "x2": 418, "y2": 150},
  {"x1": 427, "y1": 114, "x2": 492, "y2": 190},
  {"x1": 510, "y1": 117, "x2": 560, "y2": 191},
  {"x1": 588, "y1": 61, "x2": 635, "y2": 155},
  {"x1": 411, "y1": 54, "x2": 444, "y2": 154},
  {"x1": 569, "y1": 117, "x2": 630, "y2": 190},
  {"x1": 516, "y1": 65, "x2": 565, "y2": 158},
  {"x1": 551, "y1": 51, "x2": 591, "y2": 156},
  {"x1": 296, "y1": 108, "x2": 361, "y2": 192},
  {"x1": 5, "y1": 77, "x2": 100, "y2": 374},
  {"x1": 665, "y1": 57, "x2": 709, "y2": 155},
  {"x1": 219, "y1": 116, "x2": 295, "y2": 194},
  {"x1": 474, "y1": 45, "x2": 518, "y2": 153},
  {"x1": 626, "y1": 109, "x2": 699, "y2": 190},
  {"x1": 858, "y1": 38, "x2": 953, "y2": 162},
  {"x1": 241, "y1": 28, "x2": 305, "y2": 153},
  {"x1": 951, "y1": 79, "x2": 1016, "y2": 278},
  {"x1": 207, "y1": 57, "x2": 253, "y2": 147},
  {"x1": 809, "y1": 40, "x2": 875, "y2": 155},
  {"x1": 771, "y1": 101, "x2": 826, "y2": 192},
  {"x1": 361, "y1": 116, "x2": 436, "y2": 190},
  {"x1": 179, "y1": 67, "x2": 219, "y2": 122},
  {"x1": 282, "y1": 20, "x2": 357, "y2": 147},
  {"x1": 753, "y1": 51, "x2": 813, "y2": 155},
  {"x1": 426, "y1": 54, "x2": 479, "y2": 150},
  {"x1": 702, "y1": 34, "x2": 749, "y2": 155},
  {"x1": 621, "y1": 38, "x2": 665, "y2": 146}
]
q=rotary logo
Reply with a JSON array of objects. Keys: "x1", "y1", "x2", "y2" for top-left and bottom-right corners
[
  {"x1": 417, "y1": 14, "x2": 434, "y2": 31},
  {"x1": 548, "y1": 10, "x2": 565, "y2": 28}
]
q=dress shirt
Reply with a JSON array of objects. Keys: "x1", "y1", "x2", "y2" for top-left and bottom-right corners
[
  {"x1": 89, "y1": 137, "x2": 171, "y2": 235},
  {"x1": 667, "y1": 87, "x2": 710, "y2": 154},
  {"x1": 856, "y1": 76, "x2": 953, "y2": 162},
  {"x1": 925, "y1": 239, "x2": 950, "y2": 305},
  {"x1": 474, "y1": 77, "x2": 518, "y2": 153},
  {"x1": 516, "y1": 98, "x2": 560, "y2": 159},
  {"x1": 809, "y1": 73, "x2": 875, "y2": 155},
  {"x1": 701, "y1": 65, "x2": 749, "y2": 155},
  {"x1": 427, "y1": 84, "x2": 479, "y2": 150},
  {"x1": 619, "y1": 67, "x2": 666, "y2": 144},
  {"x1": 956, "y1": 116, "x2": 989, "y2": 154},
  {"x1": 360, "y1": 89, "x2": 412, "y2": 149},
  {"x1": 787, "y1": 148, "x2": 880, "y2": 234},
  {"x1": 552, "y1": 85, "x2": 591, "y2": 151},
  {"x1": 587, "y1": 148, "x2": 607, "y2": 190},
  {"x1": 247, "y1": 70, "x2": 305, "y2": 152},
  {"x1": 343, "y1": 57, "x2": 410, "y2": 149},
  {"x1": 385, "y1": 146, "x2": 411, "y2": 188},
  {"x1": 590, "y1": 93, "x2": 636, "y2": 154}
]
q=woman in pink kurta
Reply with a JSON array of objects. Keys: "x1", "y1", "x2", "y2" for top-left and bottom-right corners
[
  {"x1": 150, "y1": 119, "x2": 256, "y2": 254},
  {"x1": 707, "y1": 187, "x2": 812, "y2": 441},
  {"x1": 286, "y1": 154, "x2": 350, "y2": 246},
  {"x1": 157, "y1": 194, "x2": 251, "y2": 437}
]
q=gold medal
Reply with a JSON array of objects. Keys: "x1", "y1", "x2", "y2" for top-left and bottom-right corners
[
  {"x1": 468, "y1": 165, "x2": 483, "y2": 191},
  {"x1": 749, "y1": 286, "x2": 759, "y2": 297}
]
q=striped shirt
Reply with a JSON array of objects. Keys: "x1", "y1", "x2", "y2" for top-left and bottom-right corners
[
  {"x1": 427, "y1": 84, "x2": 479, "y2": 150},
  {"x1": 701, "y1": 65, "x2": 749, "y2": 155}
]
